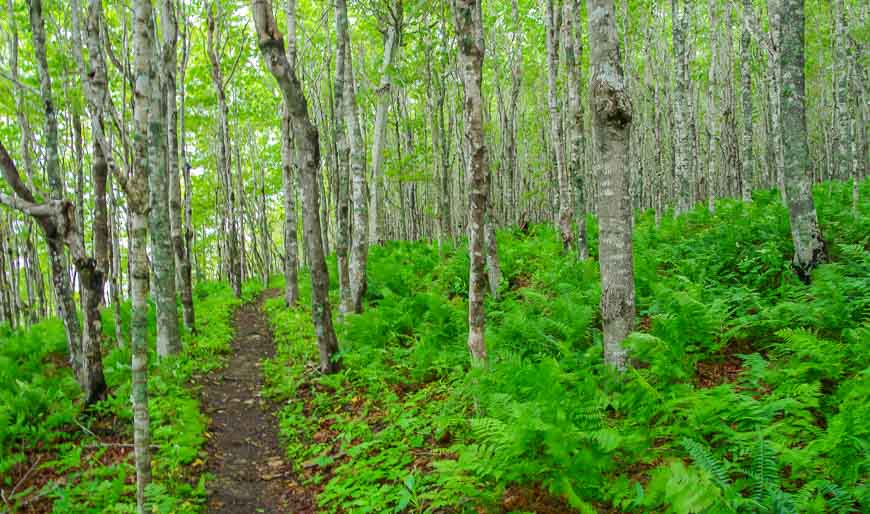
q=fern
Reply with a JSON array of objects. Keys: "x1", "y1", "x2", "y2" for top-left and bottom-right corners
[
  {"x1": 751, "y1": 436, "x2": 780, "y2": 504},
  {"x1": 681, "y1": 438, "x2": 730, "y2": 490}
]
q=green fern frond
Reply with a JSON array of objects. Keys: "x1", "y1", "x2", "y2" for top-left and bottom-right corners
[
  {"x1": 470, "y1": 417, "x2": 509, "y2": 448},
  {"x1": 750, "y1": 436, "x2": 779, "y2": 504},
  {"x1": 680, "y1": 438, "x2": 730, "y2": 490},
  {"x1": 818, "y1": 480, "x2": 857, "y2": 513}
]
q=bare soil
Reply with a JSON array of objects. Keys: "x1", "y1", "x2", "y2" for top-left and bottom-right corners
[{"x1": 202, "y1": 291, "x2": 316, "y2": 513}]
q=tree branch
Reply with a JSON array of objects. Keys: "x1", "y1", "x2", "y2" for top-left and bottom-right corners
[
  {"x1": 0, "y1": 138, "x2": 37, "y2": 202},
  {"x1": 0, "y1": 68, "x2": 40, "y2": 97}
]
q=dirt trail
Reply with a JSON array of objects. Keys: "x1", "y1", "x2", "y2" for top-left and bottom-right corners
[{"x1": 202, "y1": 291, "x2": 316, "y2": 513}]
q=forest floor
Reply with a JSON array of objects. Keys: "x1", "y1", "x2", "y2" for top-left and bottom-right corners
[{"x1": 201, "y1": 290, "x2": 316, "y2": 513}]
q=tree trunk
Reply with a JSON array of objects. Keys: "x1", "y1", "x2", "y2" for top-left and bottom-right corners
[
  {"x1": 333, "y1": 2, "x2": 352, "y2": 315},
  {"x1": 176, "y1": 2, "x2": 196, "y2": 332},
  {"x1": 369, "y1": 11, "x2": 401, "y2": 245},
  {"x1": 131, "y1": 0, "x2": 158, "y2": 507},
  {"x1": 671, "y1": 0, "x2": 692, "y2": 214},
  {"x1": 26, "y1": 0, "x2": 81, "y2": 378},
  {"x1": 587, "y1": 0, "x2": 636, "y2": 371},
  {"x1": 252, "y1": 0, "x2": 340, "y2": 373},
  {"x1": 452, "y1": 0, "x2": 488, "y2": 365},
  {"x1": 779, "y1": 0, "x2": 826, "y2": 281},
  {"x1": 25, "y1": 0, "x2": 108, "y2": 401},
  {"x1": 281, "y1": 106, "x2": 300, "y2": 307},
  {"x1": 208, "y1": 1, "x2": 242, "y2": 297},
  {"x1": 833, "y1": 0, "x2": 852, "y2": 181},
  {"x1": 338, "y1": 0, "x2": 371, "y2": 313},
  {"x1": 149, "y1": 0, "x2": 181, "y2": 358},
  {"x1": 564, "y1": 0, "x2": 588, "y2": 260},
  {"x1": 546, "y1": 0, "x2": 572, "y2": 251},
  {"x1": 740, "y1": 0, "x2": 754, "y2": 201}
]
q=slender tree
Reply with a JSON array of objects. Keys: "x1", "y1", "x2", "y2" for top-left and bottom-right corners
[
  {"x1": 546, "y1": 0, "x2": 572, "y2": 251},
  {"x1": 369, "y1": 2, "x2": 403, "y2": 245},
  {"x1": 0, "y1": 0, "x2": 107, "y2": 404},
  {"x1": 129, "y1": 0, "x2": 160, "y2": 507},
  {"x1": 151, "y1": 0, "x2": 182, "y2": 357},
  {"x1": 740, "y1": 0, "x2": 754, "y2": 201},
  {"x1": 176, "y1": 0, "x2": 196, "y2": 332},
  {"x1": 587, "y1": 0, "x2": 636, "y2": 371},
  {"x1": 564, "y1": 0, "x2": 589, "y2": 259},
  {"x1": 333, "y1": 0, "x2": 353, "y2": 315},
  {"x1": 281, "y1": 0, "x2": 300, "y2": 307},
  {"x1": 340, "y1": 0, "x2": 370, "y2": 313},
  {"x1": 671, "y1": 0, "x2": 692, "y2": 213},
  {"x1": 833, "y1": 0, "x2": 853, "y2": 181},
  {"x1": 252, "y1": 0, "x2": 340, "y2": 373},
  {"x1": 452, "y1": 0, "x2": 488, "y2": 365},
  {"x1": 207, "y1": 0, "x2": 242, "y2": 297}
]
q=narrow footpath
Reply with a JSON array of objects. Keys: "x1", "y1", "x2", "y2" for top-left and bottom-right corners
[{"x1": 202, "y1": 291, "x2": 316, "y2": 513}]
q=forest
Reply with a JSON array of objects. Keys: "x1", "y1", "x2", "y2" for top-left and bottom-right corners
[{"x1": 0, "y1": 0, "x2": 867, "y2": 512}]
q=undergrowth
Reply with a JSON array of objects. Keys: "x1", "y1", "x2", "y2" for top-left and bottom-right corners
[
  {"x1": 0, "y1": 281, "x2": 243, "y2": 513},
  {"x1": 263, "y1": 181, "x2": 869, "y2": 513}
]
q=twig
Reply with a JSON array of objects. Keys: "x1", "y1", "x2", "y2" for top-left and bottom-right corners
[
  {"x1": 1, "y1": 454, "x2": 43, "y2": 510},
  {"x1": 73, "y1": 418, "x2": 99, "y2": 439},
  {"x1": 75, "y1": 418, "x2": 160, "y2": 450},
  {"x1": 84, "y1": 443, "x2": 160, "y2": 450},
  {"x1": 0, "y1": 68, "x2": 40, "y2": 96}
]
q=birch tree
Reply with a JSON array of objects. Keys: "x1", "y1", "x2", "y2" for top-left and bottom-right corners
[
  {"x1": 175, "y1": 0, "x2": 196, "y2": 331},
  {"x1": 369, "y1": 2, "x2": 403, "y2": 245},
  {"x1": 127, "y1": 0, "x2": 163, "y2": 506},
  {"x1": 833, "y1": 0, "x2": 853, "y2": 181},
  {"x1": 252, "y1": 0, "x2": 341, "y2": 373},
  {"x1": 564, "y1": 0, "x2": 588, "y2": 259},
  {"x1": 587, "y1": 0, "x2": 636, "y2": 370},
  {"x1": 671, "y1": 0, "x2": 692, "y2": 213},
  {"x1": 336, "y1": 0, "x2": 370, "y2": 313},
  {"x1": 452, "y1": 0, "x2": 488, "y2": 365},
  {"x1": 545, "y1": 0, "x2": 572, "y2": 251},
  {"x1": 150, "y1": 0, "x2": 181, "y2": 357},
  {"x1": 281, "y1": 0, "x2": 300, "y2": 307},
  {"x1": 779, "y1": 0, "x2": 826, "y2": 281},
  {"x1": 740, "y1": 0, "x2": 754, "y2": 201},
  {"x1": 0, "y1": 0, "x2": 107, "y2": 404},
  {"x1": 207, "y1": 0, "x2": 242, "y2": 297}
]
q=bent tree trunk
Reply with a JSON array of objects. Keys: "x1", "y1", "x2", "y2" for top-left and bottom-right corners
[
  {"x1": 587, "y1": 0, "x2": 636, "y2": 371},
  {"x1": 0, "y1": 144, "x2": 107, "y2": 405},
  {"x1": 252, "y1": 0, "x2": 340, "y2": 373},
  {"x1": 20, "y1": 0, "x2": 106, "y2": 402}
]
